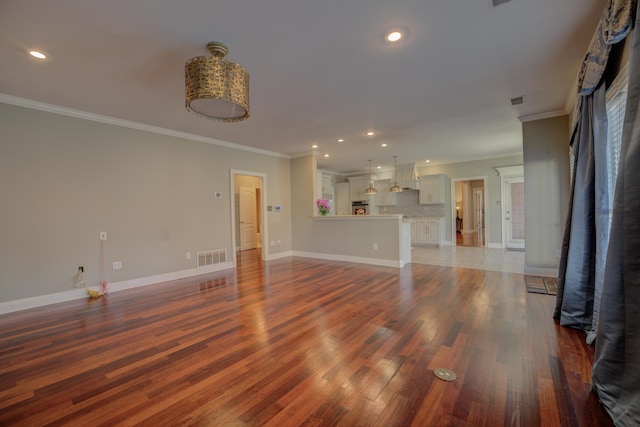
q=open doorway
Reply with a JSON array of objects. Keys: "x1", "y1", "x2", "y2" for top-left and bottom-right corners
[
  {"x1": 231, "y1": 172, "x2": 266, "y2": 264},
  {"x1": 452, "y1": 177, "x2": 487, "y2": 247}
]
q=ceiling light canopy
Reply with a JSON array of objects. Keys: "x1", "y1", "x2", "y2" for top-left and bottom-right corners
[{"x1": 185, "y1": 41, "x2": 249, "y2": 122}]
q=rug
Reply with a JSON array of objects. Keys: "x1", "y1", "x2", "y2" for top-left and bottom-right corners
[{"x1": 524, "y1": 275, "x2": 557, "y2": 295}]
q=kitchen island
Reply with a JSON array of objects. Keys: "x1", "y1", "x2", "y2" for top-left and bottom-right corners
[{"x1": 292, "y1": 214, "x2": 411, "y2": 268}]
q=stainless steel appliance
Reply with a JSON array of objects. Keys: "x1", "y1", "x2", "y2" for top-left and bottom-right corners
[{"x1": 352, "y1": 201, "x2": 368, "y2": 215}]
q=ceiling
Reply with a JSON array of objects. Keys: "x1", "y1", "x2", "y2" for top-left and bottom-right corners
[{"x1": 0, "y1": 0, "x2": 605, "y2": 174}]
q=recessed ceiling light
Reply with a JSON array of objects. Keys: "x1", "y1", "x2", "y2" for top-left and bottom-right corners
[
  {"x1": 381, "y1": 143, "x2": 388, "y2": 147},
  {"x1": 425, "y1": 160, "x2": 431, "y2": 163},
  {"x1": 377, "y1": 166, "x2": 382, "y2": 169},
  {"x1": 366, "y1": 131, "x2": 375, "y2": 136},
  {"x1": 386, "y1": 31, "x2": 403, "y2": 43},
  {"x1": 324, "y1": 154, "x2": 330, "y2": 158},
  {"x1": 29, "y1": 50, "x2": 47, "y2": 59},
  {"x1": 337, "y1": 138, "x2": 344, "y2": 142},
  {"x1": 312, "y1": 144, "x2": 318, "y2": 148}
]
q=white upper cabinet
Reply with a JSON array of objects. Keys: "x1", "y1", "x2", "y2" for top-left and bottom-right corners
[
  {"x1": 419, "y1": 174, "x2": 446, "y2": 204},
  {"x1": 349, "y1": 177, "x2": 372, "y2": 202},
  {"x1": 375, "y1": 179, "x2": 397, "y2": 206}
]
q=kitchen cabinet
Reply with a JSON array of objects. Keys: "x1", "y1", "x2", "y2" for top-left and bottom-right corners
[
  {"x1": 334, "y1": 182, "x2": 351, "y2": 215},
  {"x1": 348, "y1": 177, "x2": 373, "y2": 202},
  {"x1": 409, "y1": 217, "x2": 444, "y2": 246},
  {"x1": 374, "y1": 180, "x2": 397, "y2": 206},
  {"x1": 419, "y1": 174, "x2": 446, "y2": 204}
]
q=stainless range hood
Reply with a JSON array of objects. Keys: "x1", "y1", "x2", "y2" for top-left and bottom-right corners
[{"x1": 396, "y1": 163, "x2": 420, "y2": 189}]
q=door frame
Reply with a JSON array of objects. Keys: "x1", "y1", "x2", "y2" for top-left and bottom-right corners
[
  {"x1": 449, "y1": 176, "x2": 489, "y2": 247},
  {"x1": 230, "y1": 170, "x2": 267, "y2": 265},
  {"x1": 495, "y1": 165, "x2": 524, "y2": 249}
]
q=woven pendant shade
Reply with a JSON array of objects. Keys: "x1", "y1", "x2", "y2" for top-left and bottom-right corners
[{"x1": 185, "y1": 42, "x2": 249, "y2": 122}]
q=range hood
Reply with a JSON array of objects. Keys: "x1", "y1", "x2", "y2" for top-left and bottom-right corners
[{"x1": 396, "y1": 163, "x2": 420, "y2": 189}]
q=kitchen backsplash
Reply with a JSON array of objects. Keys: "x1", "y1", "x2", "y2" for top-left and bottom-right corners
[{"x1": 377, "y1": 190, "x2": 445, "y2": 217}]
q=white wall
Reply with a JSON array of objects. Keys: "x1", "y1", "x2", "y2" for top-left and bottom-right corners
[{"x1": 0, "y1": 102, "x2": 292, "y2": 303}]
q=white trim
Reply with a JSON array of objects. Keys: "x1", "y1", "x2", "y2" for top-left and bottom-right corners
[
  {"x1": 0, "y1": 93, "x2": 289, "y2": 160},
  {"x1": 292, "y1": 251, "x2": 403, "y2": 268},
  {"x1": 518, "y1": 110, "x2": 567, "y2": 123},
  {"x1": 264, "y1": 250, "x2": 294, "y2": 261},
  {"x1": 230, "y1": 170, "x2": 268, "y2": 264},
  {"x1": 523, "y1": 265, "x2": 558, "y2": 278},
  {"x1": 0, "y1": 263, "x2": 233, "y2": 315},
  {"x1": 495, "y1": 165, "x2": 524, "y2": 249},
  {"x1": 450, "y1": 176, "x2": 489, "y2": 249},
  {"x1": 487, "y1": 243, "x2": 503, "y2": 249}
]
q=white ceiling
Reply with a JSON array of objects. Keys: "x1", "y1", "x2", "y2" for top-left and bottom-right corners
[{"x1": 0, "y1": 0, "x2": 605, "y2": 174}]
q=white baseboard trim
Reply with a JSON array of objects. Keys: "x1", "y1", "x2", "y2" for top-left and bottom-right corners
[
  {"x1": 523, "y1": 265, "x2": 558, "y2": 277},
  {"x1": 0, "y1": 262, "x2": 234, "y2": 315},
  {"x1": 292, "y1": 251, "x2": 402, "y2": 268},
  {"x1": 264, "y1": 250, "x2": 294, "y2": 261},
  {"x1": 442, "y1": 240, "x2": 454, "y2": 247},
  {"x1": 487, "y1": 243, "x2": 503, "y2": 249}
]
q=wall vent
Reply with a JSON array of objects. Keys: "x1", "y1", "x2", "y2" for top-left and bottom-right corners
[
  {"x1": 491, "y1": 0, "x2": 511, "y2": 8},
  {"x1": 197, "y1": 249, "x2": 227, "y2": 267}
]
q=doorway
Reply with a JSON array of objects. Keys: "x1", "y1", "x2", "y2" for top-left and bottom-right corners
[
  {"x1": 451, "y1": 177, "x2": 487, "y2": 247},
  {"x1": 231, "y1": 171, "x2": 266, "y2": 264},
  {"x1": 504, "y1": 177, "x2": 525, "y2": 250},
  {"x1": 496, "y1": 166, "x2": 525, "y2": 250}
]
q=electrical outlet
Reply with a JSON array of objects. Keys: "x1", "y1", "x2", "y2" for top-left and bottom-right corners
[
  {"x1": 186, "y1": 252, "x2": 191, "y2": 260},
  {"x1": 373, "y1": 243, "x2": 378, "y2": 250},
  {"x1": 556, "y1": 249, "x2": 561, "y2": 258},
  {"x1": 112, "y1": 261, "x2": 122, "y2": 270},
  {"x1": 277, "y1": 240, "x2": 281, "y2": 246},
  {"x1": 100, "y1": 231, "x2": 107, "y2": 240},
  {"x1": 270, "y1": 240, "x2": 276, "y2": 247}
]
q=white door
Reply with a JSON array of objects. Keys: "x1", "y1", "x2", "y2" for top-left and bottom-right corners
[
  {"x1": 473, "y1": 188, "x2": 485, "y2": 247},
  {"x1": 239, "y1": 186, "x2": 257, "y2": 250},
  {"x1": 504, "y1": 178, "x2": 525, "y2": 249}
]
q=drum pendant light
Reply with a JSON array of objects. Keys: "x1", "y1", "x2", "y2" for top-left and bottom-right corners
[{"x1": 185, "y1": 41, "x2": 249, "y2": 122}]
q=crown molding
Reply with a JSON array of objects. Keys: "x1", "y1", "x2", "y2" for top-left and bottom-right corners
[
  {"x1": 0, "y1": 93, "x2": 289, "y2": 160},
  {"x1": 517, "y1": 109, "x2": 568, "y2": 123}
]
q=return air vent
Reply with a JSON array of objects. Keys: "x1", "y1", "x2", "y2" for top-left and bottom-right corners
[
  {"x1": 197, "y1": 249, "x2": 227, "y2": 267},
  {"x1": 490, "y1": 0, "x2": 511, "y2": 7}
]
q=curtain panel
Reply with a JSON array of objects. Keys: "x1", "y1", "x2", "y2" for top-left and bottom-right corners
[
  {"x1": 557, "y1": 0, "x2": 639, "y2": 424},
  {"x1": 592, "y1": 1, "x2": 640, "y2": 423}
]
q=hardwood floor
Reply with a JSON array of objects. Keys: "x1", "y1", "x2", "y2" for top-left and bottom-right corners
[
  {"x1": 456, "y1": 230, "x2": 484, "y2": 247},
  {"x1": 0, "y1": 251, "x2": 612, "y2": 426}
]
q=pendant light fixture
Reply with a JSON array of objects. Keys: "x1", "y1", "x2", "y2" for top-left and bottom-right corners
[
  {"x1": 185, "y1": 41, "x2": 250, "y2": 122},
  {"x1": 365, "y1": 159, "x2": 378, "y2": 195},
  {"x1": 390, "y1": 155, "x2": 403, "y2": 193}
]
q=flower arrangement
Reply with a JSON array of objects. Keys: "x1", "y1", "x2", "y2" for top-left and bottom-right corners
[{"x1": 316, "y1": 199, "x2": 331, "y2": 215}]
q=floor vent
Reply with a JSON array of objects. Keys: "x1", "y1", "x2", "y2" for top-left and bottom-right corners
[{"x1": 197, "y1": 249, "x2": 227, "y2": 267}]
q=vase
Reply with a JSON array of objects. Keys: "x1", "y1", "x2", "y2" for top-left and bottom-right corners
[{"x1": 320, "y1": 211, "x2": 328, "y2": 216}]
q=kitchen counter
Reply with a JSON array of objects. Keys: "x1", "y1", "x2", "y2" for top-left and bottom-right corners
[{"x1": 302, "y1": 214, "x2": 411, "y2": 267}]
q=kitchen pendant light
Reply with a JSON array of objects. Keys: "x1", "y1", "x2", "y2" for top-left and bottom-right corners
[
  {"x1": 365, "y1": 160, "x2": 378, "y2": 195},
  {"x1": 390, "y1": 155, "x2": 403, "y2": 193}
]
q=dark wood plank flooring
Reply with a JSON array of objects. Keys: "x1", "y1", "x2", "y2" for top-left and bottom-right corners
[{"x1": 0, "y1": 250, "x2": 612, "y2": 426}]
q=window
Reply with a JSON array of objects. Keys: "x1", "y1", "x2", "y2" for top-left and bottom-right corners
[{"x1": 605, "y1": 69, "x2": 628, "y2": 209}]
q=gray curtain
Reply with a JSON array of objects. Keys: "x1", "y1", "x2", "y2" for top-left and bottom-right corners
[
  {"x1": 554, "y1": 84, "x2": 606, "y2": 333},
  {"x1": 554, "y1": 81, "x2": 611, "y2": 344},
  {"x1": 592, "y1": 2, "x2": 640, "y2": 423}
]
